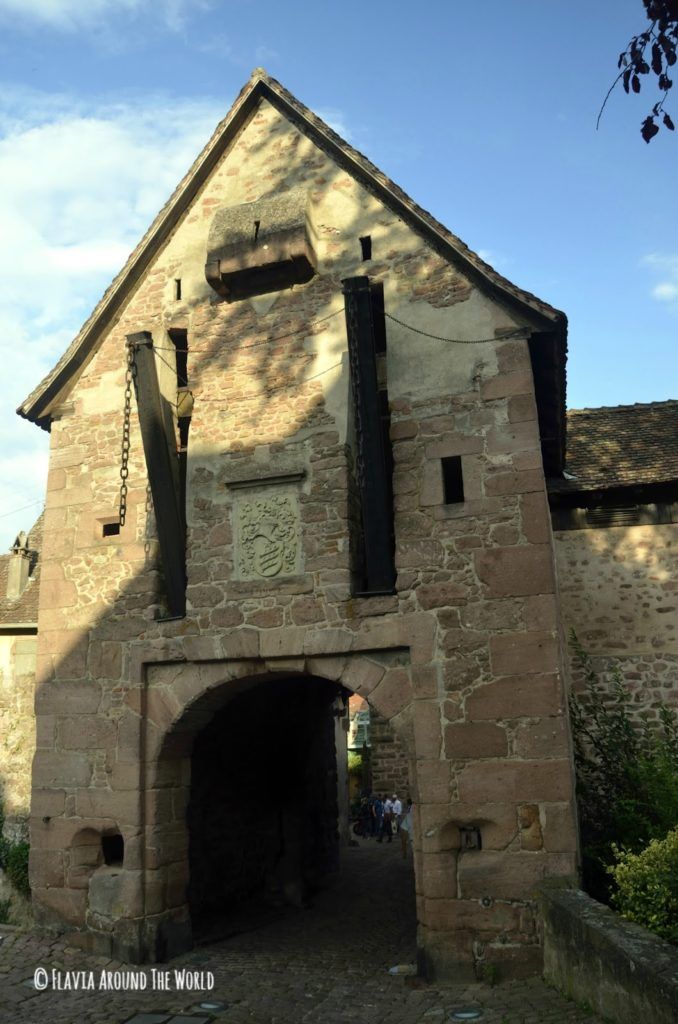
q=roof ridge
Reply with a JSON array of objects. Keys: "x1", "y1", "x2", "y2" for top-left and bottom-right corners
[{"x1": 568, "y1": 399, "x2": 678, "y2": 415}]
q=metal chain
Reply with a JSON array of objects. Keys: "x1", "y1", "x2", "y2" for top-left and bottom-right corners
[{"x1": 118, "y1": 342, "x2": 137, "y2": 527}]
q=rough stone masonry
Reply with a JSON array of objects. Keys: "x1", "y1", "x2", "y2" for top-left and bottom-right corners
[{"x1": 16, "y1": 69, "x2": 580, "y2": 979}]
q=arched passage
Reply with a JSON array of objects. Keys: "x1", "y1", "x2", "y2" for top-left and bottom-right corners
[
  {"x1": 188, "y1": 674, "x2": 342, "y2": 934},
  {"x1": 142, "y1": 657, "x2": 417, "y2": 962}
]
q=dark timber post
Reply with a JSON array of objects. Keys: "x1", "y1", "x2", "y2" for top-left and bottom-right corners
[
  {"x1": 128, "y1": 331, "x2": 186, "y2": 617},
  {"x1": 342, "y1": 276, "x2": 395, "y2": 594}
]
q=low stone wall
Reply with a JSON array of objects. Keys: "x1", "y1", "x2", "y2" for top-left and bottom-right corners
[{"x1": 538, "y1": 884, "x2": 678, "y2": 1024}]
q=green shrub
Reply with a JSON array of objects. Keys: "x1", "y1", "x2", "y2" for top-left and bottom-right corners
[
  {"x1": 609, "y1": 828, "x2": 678, "y2": 943},
  {"x1": 347, "y1": 751, "x2": 364, "y2": 777},
  {"x1": 569, "y1": 633, "x2": 678, "y2": 901},
  {"x1": 3, "y1": 842, "x2": 30, "y2": 898},
  {"x1": 0, "y1": 897, "x2": 11, "y2": 924}
]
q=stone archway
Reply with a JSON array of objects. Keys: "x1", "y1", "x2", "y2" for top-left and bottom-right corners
[{"x1": 140, "y1": 653, "x2": 417, "y2": 961}]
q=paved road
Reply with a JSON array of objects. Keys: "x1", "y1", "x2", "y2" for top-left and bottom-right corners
[{"x1": 0, "y1": 838, "x2": 602, "y2": 1024}]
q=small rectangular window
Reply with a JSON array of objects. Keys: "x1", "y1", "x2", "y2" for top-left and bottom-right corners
[
  {"x1": 174, "y1": 279, "x2": 182, "y2": 301},
  {"x1": 442, "y1": 456, "x2": 464, "y2": 504},
  {"x1": 360, "y1": 235, "x2": 372, "y2": 261},
  {"x1": 102, "y1": 522, "x2": 121, "y2": 537}
]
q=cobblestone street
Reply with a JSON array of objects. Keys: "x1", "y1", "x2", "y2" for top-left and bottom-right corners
[{"x1": 1, "y1": 839, "x2": 603, "y2": 1024}]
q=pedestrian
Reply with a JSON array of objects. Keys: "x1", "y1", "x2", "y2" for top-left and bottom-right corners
[
  {"x1": 399, "y1": 799, "x2": 413, "y2": 859},
  {"x1": 371, "y1": 793, "x2": 383, "y2": 838},
  {"x1": 392, "y1": 793, "x2": 402, "y2": 830},
  {"x1": 379, "y1": 794, "x2": 394, "y2": 843}
]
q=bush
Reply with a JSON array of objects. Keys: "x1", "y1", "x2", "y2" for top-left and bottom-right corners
[
  {"x1": 609, "y1": 828, "x2": 678, "y2": 943},
  {"x1": 569, "y1": 633, "x2": 678, "y2": 901},
  {"x1": 0, "y1": 798, "x2": 30, "y2": 899},
  {"x1": 4, "y1": 842, "x2": 30, "y2": 898},
  {"x1": 0, "y1": 897, "x2": 11, "y2": 925}
]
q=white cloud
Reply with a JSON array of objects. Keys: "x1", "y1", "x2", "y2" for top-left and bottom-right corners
[
  {"x1": 0, "y1": 85, "x2": 223, "y2": 548},
  {"x1": 643, "y1": 253, "x2": 678, "y2": 308},
  {"x1": 0, "y1": 0, "x2": 207, "y2": 32},
  {"x1": 315, "y1": 108, "x2": 352, "y2": 141},
  {"x1": 477, "y1": 248, "x2": 512, "y2": 271}
]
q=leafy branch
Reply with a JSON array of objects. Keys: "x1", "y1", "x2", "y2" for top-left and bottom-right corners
[{"x1": 598, "y1": 1, "x2": 677, "y2": 142}]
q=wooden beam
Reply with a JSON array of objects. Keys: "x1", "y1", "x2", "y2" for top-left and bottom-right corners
[
  {"x1": 128, "y1": 331, "x2": 185, "y2": 617},
  {"x1": 342, "y1": 277, "x2": 395, "y2": 594}
]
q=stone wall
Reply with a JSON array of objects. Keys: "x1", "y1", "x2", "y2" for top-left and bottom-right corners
[
  {"x1": 539, "y1": 884, "x2": 678, "y2": 1024},
  {"x1": 370, "y1": 710, "x2": 411, "y2": 798},
  {"x1": 554, "y1": 523, "x2": 678, "y2": 716},
  {"x1": 0, "y1": 633, "x2": 36, "y2": 842},
  {"x1": 28, "y1": 95, "x2": 578, "y2": 976}
]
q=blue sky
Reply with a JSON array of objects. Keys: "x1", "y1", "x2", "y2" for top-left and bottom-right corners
[{"x1": 1, "y1": 0, "x2": 676, "y2": 548}]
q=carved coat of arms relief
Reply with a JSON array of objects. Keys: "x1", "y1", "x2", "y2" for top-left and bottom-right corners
[{"x1": 236, "y1": 493, "x2": 300, "y2": 580}]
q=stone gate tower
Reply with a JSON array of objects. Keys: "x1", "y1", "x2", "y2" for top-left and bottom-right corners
[{"x1": 18, "y1": 69, "x2": 578, "y2": 978}]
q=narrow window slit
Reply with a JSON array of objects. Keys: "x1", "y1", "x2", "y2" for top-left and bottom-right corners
[
  {"x1": 174, "y1": 279, "x2": 182, "y2": 301},
  {"x1": 254, "y1": 220, "x2": 260, "y2": 242},
  {"x1": 442, "y1": 456, "x2": 464, "y2": 504},
  {"x1": 360, "y1": 235, "x2": 372, "y2": 261}
]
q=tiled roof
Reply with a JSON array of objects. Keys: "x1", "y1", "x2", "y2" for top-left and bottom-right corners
[
  {"x1": 555, "y1": 401, "x2": 678, "y2": 491},
  {"x1": 0, "y1": 513, "x2": 43, "y2": 626}
]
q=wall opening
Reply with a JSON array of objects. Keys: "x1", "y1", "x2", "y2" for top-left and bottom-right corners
[
  {"x1": 102, "y1": 833, "x2": 124, "y2": 866},
  {"x1": 442, "y1": 455, "x2": 464, "y2": 504}
]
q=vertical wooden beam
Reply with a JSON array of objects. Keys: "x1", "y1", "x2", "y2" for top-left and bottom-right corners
[
  {"x1": 128, "y1": 331, "x2": 186, "y2": 617},
  {"x1": 342, "y1": 276, "x2": 395, "y2": 594}
]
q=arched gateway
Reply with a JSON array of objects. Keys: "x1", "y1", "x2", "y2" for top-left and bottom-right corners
[
  {"x1": 25, "y1": 68, "x2": 578, "y2": 980},
  {"x1": 142, "y1": 655, "x2": 415, "y2": 961}
]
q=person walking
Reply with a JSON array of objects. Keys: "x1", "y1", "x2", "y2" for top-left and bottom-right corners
[
  {"x1": 399, "y1": 799, "x2": 413, "y2": 859},
  {"x1": 378, "y1": 794, "x2": 394, "y2": 842},
  {"x1": 392, "y1": 793, "x2": 403, "y2": 830},
  {"x1": 371, "y1": 793, "x2": 383, "y2": 838}
]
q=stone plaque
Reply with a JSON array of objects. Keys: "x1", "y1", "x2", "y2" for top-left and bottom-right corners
[{"x1": 236, "y1": 493, "x2": 300, "y2": 580}]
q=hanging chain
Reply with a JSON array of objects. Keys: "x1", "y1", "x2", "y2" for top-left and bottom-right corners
[{"x1": 118, "y1": 341, "x2": 137, "y2": 528}]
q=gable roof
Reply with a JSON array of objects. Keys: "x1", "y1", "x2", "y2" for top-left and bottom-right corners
[
  {"x1": 0, "y1": 513, "x2": 43, "y2": 627},
  {"x1": 550, "y1": 401, "x2": 678, "y2": 493},
  {"x1": 18, "y1": 67, "x2": 567, "y2": 434}
]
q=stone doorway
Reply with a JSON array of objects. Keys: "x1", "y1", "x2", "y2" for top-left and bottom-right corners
[{"x1": 145, "y1": 667, "x2": 416, "y2": 959}]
